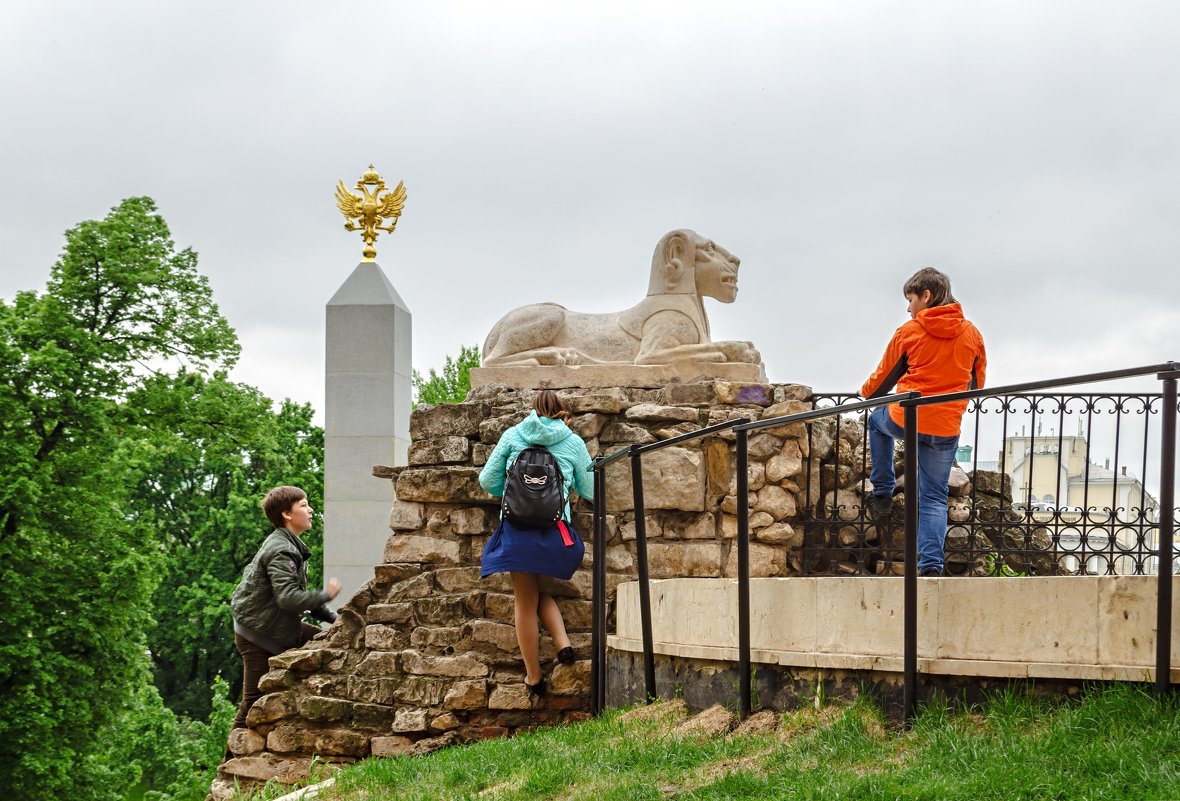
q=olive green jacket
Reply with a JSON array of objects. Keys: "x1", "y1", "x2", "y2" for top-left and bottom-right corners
[{"x1": 231, "y1": 528, "x2": 335, "y2": 654}]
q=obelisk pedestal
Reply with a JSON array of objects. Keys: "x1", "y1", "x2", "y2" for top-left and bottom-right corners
[{"x1": 324, "y1": 261, "x2": 411, "y2": 601}]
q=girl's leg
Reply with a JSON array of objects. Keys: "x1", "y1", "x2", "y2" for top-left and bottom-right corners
[
  {"x1": 537, "y1": 592, "x2": 571, "y2": 652},
  {"x1": 510, "y1": 571, "x2": 543, "y2": 684}
]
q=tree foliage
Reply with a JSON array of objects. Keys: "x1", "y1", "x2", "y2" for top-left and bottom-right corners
[
  {"x1": 0, "y1": 197, "x2": 321, "y2": 800},
  {"x1": 0, "y1": 197, "x2": 239, "y2": 799},
  {"x1": 124, "y1": 372, "x2": 323, "y2": 720},
  {"x1": 412, "y1": 343, "x2": 480, "y2": 406}
]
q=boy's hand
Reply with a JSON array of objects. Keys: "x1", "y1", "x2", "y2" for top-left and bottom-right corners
[{"x1": 325, "y1": 578, "x2": 342, "y2": 600}]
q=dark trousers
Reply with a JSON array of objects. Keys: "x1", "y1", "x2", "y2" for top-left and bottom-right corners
[
  {"x1": 867, "y1": 406, "x2": 959, "y2": 572},
  {"x1": 232, "y1": 633, "x2": 277, "y2": 730},
  {"x1": 232, "y1": 623, "x2": 322, "y2": 730}
]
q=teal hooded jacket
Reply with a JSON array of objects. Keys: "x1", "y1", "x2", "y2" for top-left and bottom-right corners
[{"x1": 479, "y1": 411, "x2": 595, "y2": 520}]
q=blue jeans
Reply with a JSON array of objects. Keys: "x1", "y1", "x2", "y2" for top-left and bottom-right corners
[{"x1": 867, "y1": 406, "x2": 958, "y2": 573}]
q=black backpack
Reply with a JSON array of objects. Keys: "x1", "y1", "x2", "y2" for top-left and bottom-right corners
[{"x1": 501, "y1": 445, "x2": 566, "y2": 528}]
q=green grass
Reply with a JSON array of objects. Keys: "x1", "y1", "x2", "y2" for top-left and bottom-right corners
[{"x1": 266, "y1": 685, "x2": 1180, "y2": 800}]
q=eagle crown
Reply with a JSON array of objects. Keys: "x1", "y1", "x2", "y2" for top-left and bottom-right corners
[{"x1": 335, "y1": 164, "x2": 408, "y2": 261}]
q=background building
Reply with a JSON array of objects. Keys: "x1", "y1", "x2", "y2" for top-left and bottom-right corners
[{"x1": 974, "y1": 426, "x2": 1159, "y2": 575}]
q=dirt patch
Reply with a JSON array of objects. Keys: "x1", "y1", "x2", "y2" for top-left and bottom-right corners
[
  {"x1": 733, "y1": 709, "x2": 780, "y2": 736},
  {"x1": 618, "y1": 698, "x2": 689, "y2": 725},
  {"x1": 672, "y1": 704, "x2": 736, "y2": 737}
]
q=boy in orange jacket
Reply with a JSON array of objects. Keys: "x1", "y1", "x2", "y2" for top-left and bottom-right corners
[{"x1": 861, "y1": 268, "x2": 987, "y2": 576}]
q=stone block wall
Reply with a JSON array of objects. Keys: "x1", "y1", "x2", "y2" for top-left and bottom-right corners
[{"x1": 213, "y1": 379, "x2": 825, "y2": 796}]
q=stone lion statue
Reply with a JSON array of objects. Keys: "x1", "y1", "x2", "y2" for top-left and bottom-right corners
[{"x1": 482, "y1": 229, "x2": 761, "y2": 368}]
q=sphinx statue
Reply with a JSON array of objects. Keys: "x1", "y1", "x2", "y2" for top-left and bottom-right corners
[{"x1": 476, "y1": 229, "x2": 764, "y2": 388}]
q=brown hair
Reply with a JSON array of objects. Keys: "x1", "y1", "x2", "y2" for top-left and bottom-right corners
[
  {"x1": 262, "y1": 486, "x2": 306, "y2": 529},
  {"x1": 902, "y1": 267, "x2": 955, "y2": 307},
  {"x1": 534, "y1": 389, "x2": 569, "y2": 421}
]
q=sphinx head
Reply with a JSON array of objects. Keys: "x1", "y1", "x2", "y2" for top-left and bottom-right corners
[{"x1": 647, "y1": 229, "x2": 740, "y2": 303}]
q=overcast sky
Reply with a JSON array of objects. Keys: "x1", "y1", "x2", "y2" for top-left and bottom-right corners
[{"x1": 3, "y1": 1, "x2": 1179, "y2": 438}]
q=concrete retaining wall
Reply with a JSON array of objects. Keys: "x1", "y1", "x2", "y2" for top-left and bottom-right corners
[{"x1": 611, "y1": 576, "x2": 1180, "y2": 683}]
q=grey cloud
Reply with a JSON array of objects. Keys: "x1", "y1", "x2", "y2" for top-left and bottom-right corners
[{"x1": 2, "y1": 1, "x2": 1178, "y2": 419}]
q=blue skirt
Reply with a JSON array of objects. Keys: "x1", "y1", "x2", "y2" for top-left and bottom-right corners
[{"x1": 480, "y1": 518, "x2": 585, "y2": 581}]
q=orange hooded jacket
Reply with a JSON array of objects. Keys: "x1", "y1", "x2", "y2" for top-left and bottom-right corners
[{"x1": 860, "y1": 303, "x2": 987, "y2": 437}]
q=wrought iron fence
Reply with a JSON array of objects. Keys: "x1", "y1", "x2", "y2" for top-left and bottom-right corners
[
  {"x1": 589, "y1": 362, "x2": 1179, "y2": 723},
  {"x1": 798, "y1": 391, "x2": 1175, "y2": 578}
]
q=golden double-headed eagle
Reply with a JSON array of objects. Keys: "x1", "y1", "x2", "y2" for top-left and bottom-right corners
[{"x1": 335, "y1": 165, "x2": 407, "y2": 262}]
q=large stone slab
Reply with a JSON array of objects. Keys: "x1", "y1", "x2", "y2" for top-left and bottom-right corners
[
  {"x1": 471, "y1": 363, "x2": 767, "y2": 390},
  {"x1": 646, "y1": 542, "x2": 722, "y2": 578},
  {"x1": 383, "y1": 534, "x2": 461, "y2": 565},
  {"x1": 219, "y1": 754, "x2": 314, "y2": 784},
  {"x1": 604, "y1": 446, "x2": 707, "y2": 512},
  {"x1": 612, "y1": 575, "x2": 1180, "y2": 681},
  {"x1": 934, "y1": 576, "x2": 1097, "y2": 664},
  {"x1": 410, "y1": 403, "x2": 492, "y2": 439},
  {"x1": 394, "y1": 467, "x2": 490, "y2": 504},
  {"x1": 1098, "y1": 575, "x2": 1180, "y2": 666}
]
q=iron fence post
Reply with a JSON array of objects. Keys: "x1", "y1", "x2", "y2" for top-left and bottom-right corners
[
  {"x1": 737, "y1": 427, "x2": 752, "y2": 719},
  {"x1": 591, "y1": 458, "x2": 606, "y2": 715},
  {"x1": 630, "y1": 447, "x2": 656, "y2": 702},
  {"x1": 1157, "y1": 374, "x2": 1177, "y2": 694},
  {"x1": 903, "y1": 402, "x2": 919, "y2": 724}
]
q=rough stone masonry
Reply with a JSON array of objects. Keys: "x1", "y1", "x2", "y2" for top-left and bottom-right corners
[
  {"x1": 210, "y1": 379, "x2": 816, "y2": 797},
  {"x1": 211, "y1": 378, "x2": 1027, "y2": 798}
]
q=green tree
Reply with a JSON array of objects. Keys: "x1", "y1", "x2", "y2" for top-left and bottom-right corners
[
  {"x1": 412, "y1": 343, "x2": 480, "y2": 406},
  {"x1": 105, "y1": 671, "x2": 236, "y2": 801},
  {"x1": 122, "y1": 371, "x2": 323, "y2": 721},
  {"x1": 0, "y1": 197, "x2": 239, "y2": 800}
]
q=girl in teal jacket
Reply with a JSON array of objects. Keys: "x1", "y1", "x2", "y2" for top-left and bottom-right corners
[{"x1": 478, "y1": 391, "x2": 593, "y2": 696}]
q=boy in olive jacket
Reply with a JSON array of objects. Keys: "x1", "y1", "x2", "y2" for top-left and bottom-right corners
[{"x1": 229, "y1": 486, "x2": 340, "y2": 730}]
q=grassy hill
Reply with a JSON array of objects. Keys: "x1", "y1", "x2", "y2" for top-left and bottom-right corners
[{"x1": 237, "y1": 684, "x2": 1180, "y2": 800}]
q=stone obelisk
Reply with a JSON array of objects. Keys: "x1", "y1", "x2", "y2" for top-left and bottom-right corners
[{"x1": 324, "y1": 166, "x2": 411, "y2": 601}]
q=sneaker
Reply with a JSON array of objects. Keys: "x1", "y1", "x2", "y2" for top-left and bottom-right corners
[
  {"x1": 918, "y1": 567, "x2": 944, "y2": 577},
  {"x1": 865, "y1": 493, "x2": 893, "y2": 520}
]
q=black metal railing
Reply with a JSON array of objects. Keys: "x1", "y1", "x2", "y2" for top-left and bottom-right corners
[
  {"x1": 588, "y1": 419, "x2": 749, "y2": 715},
  {"x1": 732, "y1": 392, "x2": 919, "y2": 717},
  {"x1": 589, "y1": 442, "x2": 629, "y2": 717},
  {"x1": 799, "y1": 390, "x2": 1173, "y2": 578},
  {"x1": 589, "y1": 362, "x2": 1179, "y2": 721},
  {"x1": 898, "y1": 363, "x2": 1178, "y2": 711}
]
